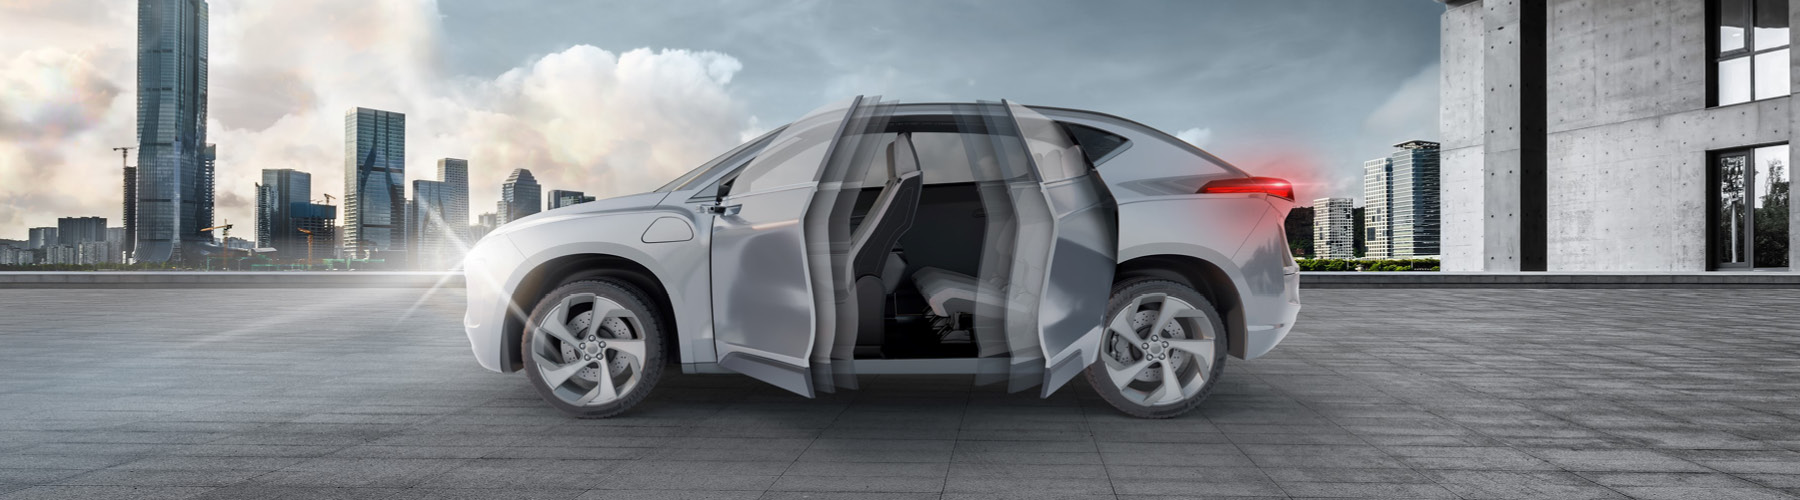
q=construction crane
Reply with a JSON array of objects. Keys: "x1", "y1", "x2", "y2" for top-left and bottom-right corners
[
  {"x1": 296, "y1": 227, "x2": 316, "y2": 270},
  {"x1": 320, "y1": 193, "x2": 335, "y2": 205},
  {"x1": 112, "y1": 146, "x2": 133, "y2": 165},
  {"x1": 199, "y1": 220, "x2": 234, "y2": 271}
]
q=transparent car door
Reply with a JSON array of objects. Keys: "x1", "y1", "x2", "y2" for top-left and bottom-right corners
[
  {"x1": 1005, "y1": 101, "x2": 1119, "y2": 397},
  {"x1": 710, "y1": 97, "x2": 864, "y2": 397}
]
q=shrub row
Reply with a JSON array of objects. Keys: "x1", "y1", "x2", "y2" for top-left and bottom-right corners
[{"x1": 1297, "y1": 258, "x2": 1439, "y2": 272}]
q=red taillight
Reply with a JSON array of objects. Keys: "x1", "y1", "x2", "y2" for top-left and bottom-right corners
[{"x1": 1199, "y1": 177, "x2": 1294, "y2": 201}]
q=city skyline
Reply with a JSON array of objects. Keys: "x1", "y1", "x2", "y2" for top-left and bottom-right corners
[{"x1": 0, "y1": 1, "x2": 1440, "y2": 241}]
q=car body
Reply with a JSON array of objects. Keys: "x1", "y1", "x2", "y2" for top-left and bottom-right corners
[{"x1": 463, "y1": 98, "x2": 1301, "y2": 417}]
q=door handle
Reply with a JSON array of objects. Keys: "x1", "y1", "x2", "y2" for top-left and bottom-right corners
[{"x1": 704, "y1": 204, "x2": 742, "y2": 216}]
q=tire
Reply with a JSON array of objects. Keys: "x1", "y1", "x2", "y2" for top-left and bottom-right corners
[
  {"x1": 1085, "y1": 278, "x2": 1228, "y2": 419},
  {"x1": 521, "y1": 279, "x2": 665, "y2": 418}
]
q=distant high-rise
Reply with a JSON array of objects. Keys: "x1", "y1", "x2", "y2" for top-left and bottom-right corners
[
  {"x1": 1363, "y1": 157, "x2": 1391, "y2": 258},
  {"x1": 198, "y1": 144, "x2": 216, "y2": 231},
  {"x1": 57, "y1": 217, "x2": 108, "y2": 245},
  {"x1": 500, "y1": 168, "x2": 541, "y2": 224},
  {"x1": 547, "y1": 189, "x2": 595, "y2": 210},
  {"x1": 1312, "y1": 198, "x2": 1355, "y2": 259},
  {"x1": 134, "y1": 0, "x2": 210, "y2": 263},
  {"x1": 122, "y1": 165, "x2": 136, "y2": 260},
  {"x1": 437, "y1": 158, "x2": 469, "y2": 243},
  {"x1": 256, "y1": 169, "x2": 311, "y2": 253},
  {"x1": 409, "y1": 179, "x2": 460, "y2": 270},
  {"x1": 27, "y1": 227, "x2": 58, "y2": 250},
  {"x1": 344, "y1": 107, "x2": 406, "y2": 261},
  {"x1": 472, "y1": 212, "x2": 498, "y2": 242},
  {"x1": 1363, "y1": 141, "x2": 1440, "y2": 259},
  {"x1": 290, "y1": 203, "x2": 337, "y2": 263}
]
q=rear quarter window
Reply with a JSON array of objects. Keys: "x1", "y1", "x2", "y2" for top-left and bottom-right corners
[{"x1": 1062, "y1": 123, "x2": 1131, "y2": 166}]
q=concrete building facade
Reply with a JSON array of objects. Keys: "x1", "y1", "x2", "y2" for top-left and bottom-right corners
[
  {"x1": 1313, "y1": 197, "x2": 1357, "y2": 259},
  {"x1": 1441, "y1": 0, "x2": 1796, "y2": 271}
]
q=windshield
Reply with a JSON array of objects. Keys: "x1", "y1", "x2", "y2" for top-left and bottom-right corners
[{"x1": 654, "y1": 128, "x2": 785, "y2": 193}]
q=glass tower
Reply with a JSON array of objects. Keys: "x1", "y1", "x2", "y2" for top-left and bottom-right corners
[
  {"x1": 501, "y1": 168, "x2": 541, "y2": 224},
  {"x1": 134, "y1": 0, "x2": 209, "y2": 263},
  {"x1": 344, "y1": 107, "x2": 406, "y2": 261},
  {"x1": 256, "y1": 169, "x2": 311, "y2": 252},
  {"x1": 1362, "y1": 140, "x2": 1441, "y2": 259}
]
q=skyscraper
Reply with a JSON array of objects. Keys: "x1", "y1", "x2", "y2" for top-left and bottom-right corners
[
  {"x1": 122, "y1": 164, "x2": 135, "y2": 260},
  {"x1": 344, "y1": 107, "x2": 406, "y2": 261},
  {"x1": 1363, "y1": 157, "x2": 1391, "y2": 259},
  {"x1": 547, "y1": 189, "x2": 595, "y2": 210},
  {"x1": 1363, "y1": 140, "x2": 1441, "y2": 259},
  {"x1": 256, "y1": 169, "x2": 311, "y2": 253},
  {"x1": 134, "y1": 0, "x2": 209, "y2": 263},
  {"x1": 1312, "y1": 198, "x2": 1355, "y2": 259},
  {"x1": 410, "y1": 180, "x2": 456, "y2": 270},
  {"x1": 500, "y1": 168, "x2": 541, "y2": 224},
  {"x1": 437, "y1": 158, "x2": 469, "y2": 243}
]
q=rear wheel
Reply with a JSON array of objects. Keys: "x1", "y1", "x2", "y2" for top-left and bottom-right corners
[
  {"x1": 521, "y1": 279, "x2": 664, "y2": 418},
  {"x1": 1085, "y1": 278, "x2": 1227, "y2": 419}
]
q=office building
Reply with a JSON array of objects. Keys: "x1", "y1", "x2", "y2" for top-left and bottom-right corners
[
  {"x1": 1313, "y1": 198, "x2": 1356, "y2": 259},
  {"x1": 28, "y1": 227, "x2": 58, "y2": 250},
  {"x1": 256, "y1": 169, "x2": 311, "y2": 253},
  {"x1": 1363, "y1": 141, "x2": 1440, "y2": 259},
  {"x1": 343, "y1": 107, "x2": 406, "y2": 261},
  {"x1": 57, "y1": 217, "x2": 107, "y2": 245},
  {"x1": 472, "y1": 212, "x2": 498, "y2": 242},
  {"x1": 1363, "y1": 157, "x2": 1392, "y2": 259},
  {"x1": 134, "y1": 0, "x2": 209, "y2": 263},
  {"x1": 290, "y1": 203, "x2": 337, "y2": 263},
  {"x1": 410, "y1": 179, "x2": 462, "y2": 270},
  {"x1": 547, "y1": 189, "x2": 595, "y2": 210},
  {"x1": 500, "y1": 168, "x2": 541, "y2": 224},
  {"x1": 1442, "y1": 0, "x2": 1796, "y2": 270},
  {"x1": 122, "y1": 164, "x2": 135, "y2": 260},
  {"x1": 0, "y1": 245, "x2": 32, "y2": 265},
  {"x1": 432, "y1": 156, "x2": 468, "y2": 242}
]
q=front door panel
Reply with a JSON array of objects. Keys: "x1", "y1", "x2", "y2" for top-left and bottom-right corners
[{"x1": 711, "y1": 98, "x2": 860, "y2": 397}]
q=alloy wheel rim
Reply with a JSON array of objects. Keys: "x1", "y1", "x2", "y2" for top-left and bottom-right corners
[
  {"x1": 1101, "y1": 293, "x2": 1217, "y2": 407},
  {"x1": 531, "y1": 293, "x2": 648, "y2": 406}
]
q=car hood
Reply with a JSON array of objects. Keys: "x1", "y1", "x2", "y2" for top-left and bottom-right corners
[{"x1": 485, "y1": 191, "x2": 670, "y2": 240}]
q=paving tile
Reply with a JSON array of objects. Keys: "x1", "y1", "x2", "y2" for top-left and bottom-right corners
[{"x1": 7, "y1": 288, "x2": 1800, "y2": 499}]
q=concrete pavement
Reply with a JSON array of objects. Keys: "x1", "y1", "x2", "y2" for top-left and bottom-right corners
[{"x1": 0, "y1": 287, "x2": 1797, "y2": 499}]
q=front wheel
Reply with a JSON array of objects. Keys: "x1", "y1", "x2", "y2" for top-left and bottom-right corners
[
  {"x1": 1085, "y1": 278, "x2": 1227, "y2": 419},
  {"x1": 521, "y1": 279, "x2": 665, "y2": 418}
]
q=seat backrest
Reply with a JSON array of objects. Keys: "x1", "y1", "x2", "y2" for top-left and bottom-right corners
[{"x1": 848, "y1": 134, "x2": 923, "y2": 280}]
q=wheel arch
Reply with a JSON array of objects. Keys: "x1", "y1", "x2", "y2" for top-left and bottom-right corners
[
  {"x1": 503, "y1": 253, "x2": 678, "y2": 372},
  {"x1": 1114, "y1": 254, "x2": 1250, "y2": 359}
]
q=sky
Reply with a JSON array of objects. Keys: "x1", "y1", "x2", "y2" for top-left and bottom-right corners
[{"x1": 0, "y1": 0, "x2": 1443, "y2": 240}]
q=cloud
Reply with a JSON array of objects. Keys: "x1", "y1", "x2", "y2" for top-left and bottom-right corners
[
  {"x1": 1174, "y1": 127, "x2": 1213, "y2": 148},
  {"x1": 0, "y1": 0, "x2": 758, "y2": 240},
  {"x1": 1362, "y1": 63, "x2": 1439, "y2": 146}
]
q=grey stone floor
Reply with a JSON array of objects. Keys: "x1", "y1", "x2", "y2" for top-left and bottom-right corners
[{"x1": 0, "y1": 288, "x2": 1797, "y2": 499}]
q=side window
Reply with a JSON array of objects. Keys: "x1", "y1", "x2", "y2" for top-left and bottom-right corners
[
  {"x1": 1063, "y1": 123, "x2": 1131, "y2": 166},
  {"x1": 1008, "y1": 103, "x2": 1092, "y2": 182}
]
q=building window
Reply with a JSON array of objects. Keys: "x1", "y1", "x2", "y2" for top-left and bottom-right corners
[
  {"x1": 1710, "y1": 144, "x2": 1790, "y2": 269},
  {"x1": 1715, "y1": 0, "x2": 1790, "y2": 105}
]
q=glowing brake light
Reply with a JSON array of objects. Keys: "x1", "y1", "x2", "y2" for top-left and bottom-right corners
[{"x1": 1199, "y1": 177, "x2": 1294, "y2": 201}]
